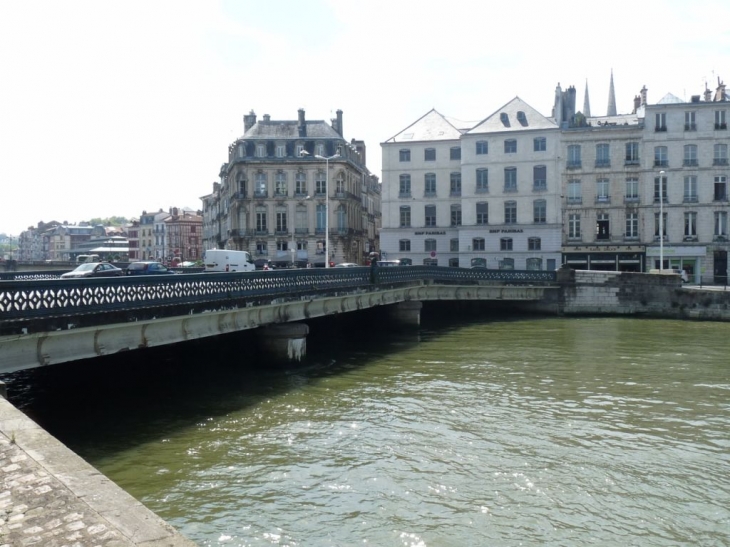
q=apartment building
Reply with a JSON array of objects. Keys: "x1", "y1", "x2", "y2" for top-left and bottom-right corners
[{"x1": 202, "y1": 109, "x2": 381, "y2": 266}]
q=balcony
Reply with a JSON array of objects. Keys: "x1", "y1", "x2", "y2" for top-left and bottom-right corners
[
  {"x1": 654, "y1": 160, "x2": 669, "y2": 167},
  {"x1": 294, "y1": 227, "x2": 309, "y2": 235},
  {"x1": 715, "y1": 123, "x2": 727, "y2": 130},
  {"x1": 683, "y1": 159, "x2": 698, "y2": 167},
  {"x1": 532, "y1": 181, "x2": 547, "y2": 192},
  {"x1": 232, "y1": 191, "x2": 247, "y2": 200},
  {"x1": 424, "y1": 191, "x2": 437, "y2": 197},
  {"x1": 713, "y1": 158, "x2": 729, "y2": 166},
  {"x1": 566, "y1": 161, "x2": 582, "y2": 169},
  {"x1": 683, "y1": 236, "x2": 698, "y2": 242},
  {"x1": 713, "y1": 235, "x2": 728, "y2": 242},
  {"x1": 684, "y1": 123, "x2": 697, "y2": 131},
  {"x1": 655, "y1": 126, "x2": 667, "y2": 132},
  {"x1": 624, "y1": 196, "x2": 640, "y2": 204},
  {"x1": 253, "y1": 191, "x2": 268, "y2": 198},
  {"x1": 566, "y1": 197, "x2": 582, "y2": 205},
  {"x1": 475, "y1": 187, "x2": 489, "y2": 194},
  {"x1": 503, "y1": 185, "x2": 517, "y2": 193},
  {"x1": 595, "y1": 196, "x2": 611, "y2": 204},
  {"x1": 398, "y1": 192, "x2": 412, "y2": 199},
  {"x1": 449, "y1": 190, "x2": 462, "y2": 197},
  {"x1": 595, "y1": 160, "x2": 611, "y2": 168},
  {"x1": 683, "y1": 195, "x2": 699, "y2": 203},
  {"x1": 274, "y1": 191, "x2": 288, "y2": 198},
  {"x1": 624, "y1": 159, "x2": 640, "y2": 166}
]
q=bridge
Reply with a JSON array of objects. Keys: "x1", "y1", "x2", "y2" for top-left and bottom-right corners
[{"x1": 0, "y1": 266, "x2": 558, "y2": 374}]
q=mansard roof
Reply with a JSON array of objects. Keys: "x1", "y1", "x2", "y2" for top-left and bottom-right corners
[
  {"x1": 467, "y1": 96, "x2": 557, "y2": 134},
  {"x1": 243, "y1": 120, "x2": 342, "y2": 140},
  {"x1": 383, "y1": 109, "x2": 465, "y2": 143}
]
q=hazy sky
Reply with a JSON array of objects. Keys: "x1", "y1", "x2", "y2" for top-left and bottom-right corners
[{"x1": 1, "y1": 0, "x2": 729, "y2": 235}]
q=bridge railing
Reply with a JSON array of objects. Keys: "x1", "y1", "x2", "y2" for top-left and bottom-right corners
[{"x1": 0, "y1": 267, "x2": 556, "y2": 329}]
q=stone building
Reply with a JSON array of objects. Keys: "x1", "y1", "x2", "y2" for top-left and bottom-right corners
[
  {"x1": 202, "y1": 109, "x2": 381, "y2": 267},
  {"x1": 165, "y1": 208, "x2": 203, "y2": 264}
]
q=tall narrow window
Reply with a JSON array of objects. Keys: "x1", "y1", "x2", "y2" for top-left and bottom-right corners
[
  {"x1": 316, "y1": 204, "x2": 326, "y2": 232},
  {"x1": 424, "y1": 173, "x2": 437, "y2": 196},
  {"x1": 533, "y1": 165, "x2": 546, "y2": 190},
  {"x1": 683, "y1": 144, "x2": 698, "y2": 167},
  {"x1": 714, "y1": 144, "x2": 729, "y2": 166},
  {"x1": 567, "y1": 180, "x2": 582, "y2": 204},
  {"x1": 654, "y1": 146, "x2": 668, "y2": 167},
  {"x1": 450, "y1": 204, "x2": 462, "y2": 226},
  {"x1": 399, "y1": 149, "x2": 411, "y2": 162},
  {"x1": 315, "y1": 170, "x2": 326, "y2": 195},
  {"x1": 400, "y1": 206, "x2": 411, "y2": 227},
  {"x1": 596, "y1": 178, "x2": 610, "y2": 202},
  {"x1": 476, "y1": 202, "x2": 488, "y2": 225},
  {"x1": 533, "y1": 200, "x2": 546, "y2": 223},
  {"x1": 504, "y1": 201, "x2": 517, "y2": 224},
  {"x1": 533, "y1": 137, "x2": 546, "y2": 152},
  {"x1": 504, "y1": 139, "x2": 517, "y2": 153},
  {"x1": 276, "y1": 210, "x2": 288, "y2": 233},
  {"x1": 654, "y1": 175, "x2": 668, "y2": 203},
  {"x1": 714, "y1": 176, "x2": 728, "y2": 201},
  {"x1": 596, "y1": 213, "x2": 610, "y2": 240},
  {"x1": 450, "y1": 147, "x2": 461, "y2": 160},
  {"x1": 295, "y1": 171, "x2": 307, "y2": 196},
  {"x1": 596, "y1": 143, "x2": 610, "y2": 167},
  {"x1": 684, "y1": 176, "x2": 698, "y2": 202},
  {"x1": 255, "y1": 172, "x2": 267, "y2": 196},
  {"x1": 399, "y1": 174, "x2": 411, "y2": 197},
  {"x1": 625, "y1": 212, "x2": 638, "y2": 239},
  {"x1": 655, "y1": 112, "x2": 667, "y2": 131},
  {"x1": 625, "y1": 142, "x2": 640, "y2": 165},
  {"x1": 567, "y1": 145, "x2": 581, "y2": 168},
  {"x1": 425, "y1": 205, "x2": 436, "y2": 227},
  {"x1": 715, "y1": 110, "x2": 727, "y2": 130},
  {"x1": 625, "y1": 177, "x2": 639, "y2": 201},
  {"x1": 256, "y1": 207, "x2": 267, "y2": 233},
  {"x1": 476, "y1": 141, "x2": 488, "y2": 155},
  {"x1": 275, "y1": 171, "x2": 287, "y2": 196},
  {"x1": 684, "y1": 111, "x2": 696, "y2": 131},
  {"x1": 450, "y1": 173, "x2": 462, "y2": 196},
  {"x1": 504, "y1": 168, "x2": 517, "y2": 191},
  {"x1": 568, "y1": 214, "x2": 581, "y2": 239},
  {"x1": 654, "y1": 212, "x2": 668, "y2": 238},
  {"x1": 715, "y1": 211, "x2": 728, "y2": 236},
  {"x1": 684, "y1": 212, "x2": 697, "y2": 238},
  {"x1": 476, "y1": 168, "x2": 489, "y2": 192}
]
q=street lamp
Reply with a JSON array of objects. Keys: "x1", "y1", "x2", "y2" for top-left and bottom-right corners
[
  {"x1": 659, "y1": 170, "x2": 665, "y2": 271},
  {"x1": 301, "y1": 150, "x2": 340, "y2": 267}
]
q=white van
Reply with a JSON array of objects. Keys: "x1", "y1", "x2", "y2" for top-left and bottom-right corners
[
  {"x1": 649, "y1": 268, "x2": 689, "y2": 283},
  {"x1": 203, "y1": 249, "x2": 255, "y2": 273}
]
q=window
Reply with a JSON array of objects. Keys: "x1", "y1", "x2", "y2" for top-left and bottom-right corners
[
  {"x1": 715, "y1": 211, "x2": 728, "y2": 236},
  {"x1": 425, "y1": 205, "x2": 436, "y2": 227},
  {"x1": 500, "y1": 238, "x2": 513, "y2": 251},
  {"x1": 714, "y1": 176, "x2": 728, "y2": 201},
  {"x1": 596, "y1": 213, "x2": 610, "y2": 240},
  {"x1": 528, "y1": 237, "x2": 541, "y2": 251},
  {"x1": 276, "y1": 210, "x2": 288, "y2": 233},
  {"x1": 504, "y1": 201, "x2": 516, "y2": 224},
  {"x1": 504, "y1": 167, "x2": 517, "y2": 191},
  {"x1": 476, "y1": 168, "x2": 489, "y2": 192},
  {"x1": 567, "y1": 179, "x2": 582, "y2": 204},
  {"x1": 500, "y1": 112, "x2": 510, "y2": 127},
  {"x1": 499, "y1": 257, "x2": 514, "y2": 270},
  {"x1": 654, "y1": 175, "x2": 668, "y2": 203},
  {"x1": 424, "y1": 148, "x2": 436, "y2": 161},
  {"x1": 534, "y1": 137, "x2": 546, "y2": 152},
  {"x1": 275, "y1": 171, "x2": 287, "y2": 196},
  {"x1": 526, "y1": 257, "x2": 542, "y2": 270},
  {"x1": 450, "y1": 172, "x2": 462, "y2": 196},
  {"x1": 450, "y1": 147, "x2": 461, "y2": 160},
  {"x1": 568, "y1": 213, "x2": 581, "y2": 239},
  {"x1": 276, "y1": 144, "x2": 285, "y2": 157},
  {"x1": 684, "y1": 111, "x2": 696, "y2": 131},
  {"x1": 567, "y1": 144, "x2": 582, "y2": 168},
  {"x1": 714, "y1": 144, "x2": 728, "y2": 166},
  {"x1": 684, "y1": 212, "x2": 697, "y2": 238},
  {"x1": 255, "y1": 172, "x2": 267, "y2": 196},
  {"x1": 399, "y1": 239, "x2": 411, "y2": 252},
  {"x1": 424, "y1": 173, "x2": 437, "y2": 196},
  {"x1": 256, "y1": 207, "x2": 267, "y2": 233},
  {"x1": 316, "y1": 204, "x2": 326, "y2": 232},
  {"x1": 683, "y1": 144, "x2": 698, "y2": 167},
  {"x1": 596, "y1": 143, "x2": 610, "y2": 167},
  {"x1": 654, "y1": 146, "x2": 668, "y2": 167},
  {"x1": 655, "y1": 112, "x2": 667, "y2": 131},
  {"x1": 450, "y1": 238, "x2": 459, "y2": 252},
  {"x1": 684, "y1": 176, "x2": 698, "y2": 202},
  {"x1": 596, "y1": 178, "x2": 610, "y2": 202},
  {"x1": 315, "y1": 170, "x2": 326, "y2": 195},
  {"x1": 625, "y1": 177, "x2": 639, "y2": 201},
  {"x1": 295, "y1": 144, "x2": 305, "y2": 157},
  {"x1": 533, "y1": 165, "x2": 546, "y2": 190},
  {"x1": 295, "y1": 205, "x2": 307, "y2": 233},
  {"x1": 450, "y1": 204, "x2": 462, "y2": 226},
  {"x1": 654, "y1": 212, "x2": 668, "y2": 238},
  {"x1": 256, "y1": 144, "x2": 266, "y2": 157},
  {"x1": 314, "y1": 143, "x2": 324, "y2": 156},
  {"x1": 476, "y1": 141, "x2": 488, "y2": 155},
  {"x1": 504, "y1": 139, "x2": 517, "y2": 153},
  {"x1": 335, "y1": 175, "x2": 345, "y2": 196},
  {"x1": 399, "y1": 149, "x2": 411, "y2": 162},
  {"x1": 533, "y1": 199, "x2": 546, "y2": 223},
  {"x1": 295, "y1": 171, "x2": 307, "y2": 196},
  {"x1": 336, "y1": 205, "x2": 347, "y2": 231},
  {"x1": 476, "y1": 202, "x2": 488, "y2": 225},
  {"x1": 399, "y1": 174, "x2": 411, "y2": 197},
  {"x1": 625, "y1": 142, "x2": 640, "y2": 165},
  {"x1": 256, "y1": 241, "x2": 268, "y2": 255},
  {"x1": 715, "y1": 110, "x2": 727, "y2": 130},
  {"x1": 472, "y1": 237, "x2": 485, "y2": 251},
  {"x1": 424, "y1": 239, "x2": 437, "y2": 252},
  {"x1": 516, "y1": 111, "x2": 528, "y2": 126},
  {"x1": 625, "y1": 212, "x2": 638, "y2": 239},
  {"x1": 400, "y1": 206, "x2": 411, "y2": 227}
]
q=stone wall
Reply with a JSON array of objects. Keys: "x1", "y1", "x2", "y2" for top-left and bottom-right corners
[{"x1": 531, "y1": 269, "x2": 730, "y2": 321}]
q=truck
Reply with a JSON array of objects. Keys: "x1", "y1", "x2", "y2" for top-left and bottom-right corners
[{"x1": 202, "y1": 249, "x2": 256, "y2": 273}]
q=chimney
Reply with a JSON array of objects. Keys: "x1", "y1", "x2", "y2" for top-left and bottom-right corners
[
  {"x1": 263, "y1": 114, "x2": 271, "y2": 122},
  {"x1": 243, "y1": 110, "x2": 257, "y2": 133},
  {"x1": 640, "y1": 85, "x2": 648, "y2": 107},
  {"x1": 704, "y1": 84, "x2": 713, "y2": 102},
  {"x1": 336, "y1": 109, "x2": 343, "y2": 136},
  {"x1": 298, "y1": 108, "x2": 306, "y2": 137}
]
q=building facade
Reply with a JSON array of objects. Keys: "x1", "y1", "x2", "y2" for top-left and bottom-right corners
[
  {"x1": 202, "y1": 109, "x2": 381, "y2": 266},
  {"x1": 165, "y1": 208, "x2": 203, "y2": 264}
]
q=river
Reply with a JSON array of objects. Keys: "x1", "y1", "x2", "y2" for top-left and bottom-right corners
[{"x1": 4, "y1": 311, "x2": 729, "y2": 546}]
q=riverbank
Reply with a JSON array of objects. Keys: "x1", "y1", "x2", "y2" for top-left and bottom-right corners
[{"x1": 0, "y1": 394, "x2": 196, "y2": 547}]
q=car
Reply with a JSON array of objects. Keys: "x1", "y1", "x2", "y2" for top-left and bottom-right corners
[
  {"x1": 378, "y1": 260, "x2": 402, "y2": 267},
  {"x1": 672, "y1": 269, "x2": 690, "y2": 283},
  {"x1": 335, "y1": 262, "x2": 359, "y2": 268},
  {"x1": 125, "y1": 261, "x2": 177, "y2": 275},
  {"x1": 60, "y1": 262, "x2": 124, "y2": 279}
]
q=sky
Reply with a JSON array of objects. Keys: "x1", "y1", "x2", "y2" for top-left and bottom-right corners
[{"x1": 1, "y1": 0, "x2": 729, "y2": 236}]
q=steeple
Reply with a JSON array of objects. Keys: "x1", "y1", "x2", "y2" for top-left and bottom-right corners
[
  {"x1": 607, "y1": 69, "x2": 617, "y2": 116},
  {"x1": 583, "y1": 79, "x2": 591, "y2": 117}
]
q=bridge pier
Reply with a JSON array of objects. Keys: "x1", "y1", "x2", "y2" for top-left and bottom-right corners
[
  {"x1": 257, "y1": 323, "x2": 309, "y2": 363},
  {"x1": 389, "y1": 301, "x2": 423, "y2": 327}
]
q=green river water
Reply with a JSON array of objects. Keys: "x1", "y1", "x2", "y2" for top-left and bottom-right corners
[{"x1": 5, "y1": 312, "x2": 730, "y2": 546}]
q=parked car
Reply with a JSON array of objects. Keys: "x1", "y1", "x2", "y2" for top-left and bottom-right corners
[
  {"x1": 254, "y1": 258, "x2": 273, "y2": 270},
  {"x1": 60, "y1": 262, "x2": 124, "y2": 279},
  {"x1": 335, "y1": 262, "x2": 359, "y2": 268},
  {"x1": 378, "y1": 260, "x2": 403, "y2": 267},
  {"x1": 672, "y1": 269, "x2": 690, "y2": 283},
  {"x1": 125, "y1": 261, "x2": 177, "y2": 275}
]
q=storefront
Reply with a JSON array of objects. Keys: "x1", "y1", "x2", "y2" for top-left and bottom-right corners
[
  {"x1": 645, "y1": 245, "x2": 706, "y2": 284},
  {"x1": 562, "y1": 245, "x2": 645, "y2": 272}
]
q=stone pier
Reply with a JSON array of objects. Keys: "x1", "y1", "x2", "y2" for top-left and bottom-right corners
[
  {"x1": 389, "y1": 301, "x2": 423, "y2": 327},
  {"x1": 257, "y1": 323, "x2": 309, "y2": 362}
]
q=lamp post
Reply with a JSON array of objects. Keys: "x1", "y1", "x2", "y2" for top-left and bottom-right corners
[
  {"x1": 315, "y1": 153, "x2": 340, "y2": 268},
  {"x1": 659, "y1": 170, "x2": 665, "y2": 271}
]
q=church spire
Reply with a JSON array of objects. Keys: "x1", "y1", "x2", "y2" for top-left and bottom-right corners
[
  {"x1": 607, "y1": 69, "x2": 617, "y2": 116},
  {"x1": 583, "y1": 79, "x2": 591, "y2": 117}
]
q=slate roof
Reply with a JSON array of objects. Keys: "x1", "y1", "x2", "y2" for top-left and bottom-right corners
[
  {"x1": 467, "y1": 96, "x2": 557, "y2": 134},
  {"x1": 243, "y1": 120, "x2": 342, "y2": 140},
  {"x1": 383, "y1": 109, "x2": 465, "y2": 143}
]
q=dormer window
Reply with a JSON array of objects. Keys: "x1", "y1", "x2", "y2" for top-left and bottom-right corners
[
  {"x1": 500, "y1": 112, "x2": 510, "y2": 127},
  {"x1": 516, "y1": 111, "x2": 528, "y2": 126}
]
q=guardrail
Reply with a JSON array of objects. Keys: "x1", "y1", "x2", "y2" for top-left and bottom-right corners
[{"x1": 0, "y1": 267, "x2": 556, "y2": 333}]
